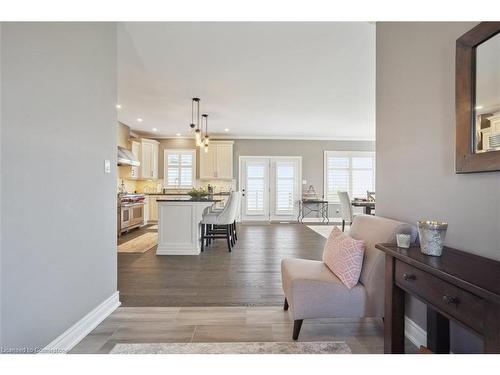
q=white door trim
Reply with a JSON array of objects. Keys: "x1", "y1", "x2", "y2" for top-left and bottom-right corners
[{"x1": 239, "y1": 157, "x2": 271, "y2": 221}]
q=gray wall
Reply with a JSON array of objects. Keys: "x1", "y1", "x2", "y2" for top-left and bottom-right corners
[
  {"x1": 376, "y1": 22, "x2": 500, "y2": 353},
  {"x1": 0, "y1": 23, "x2": 117, "y2": 350},
  {"x1": 232, "y1": 139, "x2": 375, "y2": 196},
  {"x1": 0, "y1": 23, "x2": 3, "y2": 349},
  {"x1": 155, "y1": 137, "x2": 375, "y2": 215}
]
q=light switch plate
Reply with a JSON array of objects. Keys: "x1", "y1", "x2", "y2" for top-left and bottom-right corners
[{"x1": 104, "y1": 159, "x2": 111, "y2": 174}]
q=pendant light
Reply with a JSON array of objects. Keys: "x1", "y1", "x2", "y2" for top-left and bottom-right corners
[
  {"x1": 192, "y1": 98, "x2": 202, "y2": 146},
  {"x1": 202, "y1": 114, "x2": 209, "y2": 153},
  {"x1": 189, "y1": 98, "x2": 197, "y2": 134}
]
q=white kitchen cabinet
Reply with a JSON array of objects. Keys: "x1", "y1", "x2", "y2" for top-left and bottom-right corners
[
  {"x1": 148, "y1": 195, "x2": 159, "y2": 222},
  {"x1": 199, "y1": 141, "x2": 233, "y2": 179},
  {"x1": 141, "y1": 139, "x2": 159, "y2": 180},
  {"x1": 130, "y1": 140, "x2": 141, "y2": 180},
  {"x1": 143, "y1": 196, "x2": 149, "y2": 225}
]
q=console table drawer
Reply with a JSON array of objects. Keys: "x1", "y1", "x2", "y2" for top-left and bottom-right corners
[{"x1": 395, "y1": 260, "x2": 485, "y2": 334}]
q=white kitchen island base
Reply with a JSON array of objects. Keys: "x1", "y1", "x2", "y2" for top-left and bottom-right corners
[{"x1": 156, "y1": 199, "x2": 216, "y2": 255}]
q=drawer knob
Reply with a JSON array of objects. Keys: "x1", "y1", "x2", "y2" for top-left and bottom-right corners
[
  {"x1": 442, "y1": 295, "x2": 459, "y2": 305},
  {"x1": 403, "y1": 273, "x2": 416, "y2": 281}
]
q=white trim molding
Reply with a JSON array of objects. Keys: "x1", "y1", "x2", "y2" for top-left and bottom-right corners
[
  {"x1": 405, "y1": 316, "x2": 426, "y2": 349},
  {"x1": 40, "y1": 291, "x2": 120, "y2": 354},
  {"x1": 150, "y1": 135, "x2": 376, "y2": 142}
]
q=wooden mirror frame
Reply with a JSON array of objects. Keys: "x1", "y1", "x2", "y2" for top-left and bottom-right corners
[{"x1": 456, "y1": 22, "x2": 500, "y2": 173}]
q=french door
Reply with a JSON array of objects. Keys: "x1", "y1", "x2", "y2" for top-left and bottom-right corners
[{"x1": 240, "y1": 156, "x2": 301, "y2": 222}]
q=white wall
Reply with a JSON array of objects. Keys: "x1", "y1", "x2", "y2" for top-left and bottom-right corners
[
  {"x1": 376, "y1": 22, "x2": 500, "y2": 353},
  {"x1": 0, "y1": 23, "x2": 117, "y2": 350}
]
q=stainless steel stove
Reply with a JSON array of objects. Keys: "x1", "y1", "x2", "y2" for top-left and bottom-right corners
[{"x1": 118, "y1": 194, "x2": 146, "y2": 236}]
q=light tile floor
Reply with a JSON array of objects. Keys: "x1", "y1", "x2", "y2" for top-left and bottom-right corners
[{"x1": 70, "y1": 306, "x2": 417, "y2": 354}]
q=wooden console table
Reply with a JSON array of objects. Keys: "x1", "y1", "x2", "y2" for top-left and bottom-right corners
[{"x1": 375, "y1": 243, "x2": 500, "y2": 353}]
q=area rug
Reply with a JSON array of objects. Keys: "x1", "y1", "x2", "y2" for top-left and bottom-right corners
[
  {"x1": 118, "y1": 232, "x2": 158, "y2": 253},
  {"x1": 307, "y1": 225, "x2": 335, "y2": 239},
  {"x1": 110, "y1": 341, "x2": 351, "y2": 354}
]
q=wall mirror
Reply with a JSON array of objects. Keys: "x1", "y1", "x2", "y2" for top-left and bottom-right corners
[{"x1": 456, "y1": 22, "x2": 500, "y2": 173}]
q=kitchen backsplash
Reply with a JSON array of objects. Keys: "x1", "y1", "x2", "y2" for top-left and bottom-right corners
[{"x1": 117, "y1": 178, "x2": 235, "y2": 194}]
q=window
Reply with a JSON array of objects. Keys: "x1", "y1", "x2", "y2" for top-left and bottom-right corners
[
  {"x1": 164, "y1": 149, "x2": 196, "y2": 189},
  {"x1": 324, "y1": 151, "x2": 375, "y2": 203}
]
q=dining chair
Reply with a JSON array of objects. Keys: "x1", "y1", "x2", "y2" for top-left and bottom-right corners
[
  {"x1": 367, "y1": 191, "x2": 376, "y2": 202},
  {"x1": 337, "y1": 191, "x2": 353, "y2": 232}
]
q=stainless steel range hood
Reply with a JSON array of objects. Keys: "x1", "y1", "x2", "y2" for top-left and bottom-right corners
[{"x1": 117, "y1": 146, "x2": 140, "y2": 166}]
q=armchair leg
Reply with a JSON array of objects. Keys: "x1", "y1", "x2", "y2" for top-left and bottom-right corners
[
  {"x1": 342, "y1": 220, "x2": 345, "y2": 232},
  {"x1": 284, "y1": 298, "x2": 289, "y2": 311},
  {"x1": 292, "y1": 319, "x2": 303, "y2": 340},
  {"x1": 233, "y1": 220, "x2": 238, "y2": 241}
]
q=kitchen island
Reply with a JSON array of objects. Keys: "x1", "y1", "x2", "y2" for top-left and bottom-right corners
[{"x1": 156, "y1": 197, "x2": 220, "y2": 255}]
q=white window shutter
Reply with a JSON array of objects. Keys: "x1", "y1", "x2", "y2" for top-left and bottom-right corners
[
  {"x1": 275, "y1": 163, "x2": 295, "y2": 213},
  {"x1": 325, "y1": 151, "x2": 375, "y2": 203},
  {"x1": 165, "y1": 150, "x2": 195, "y2": 188}
]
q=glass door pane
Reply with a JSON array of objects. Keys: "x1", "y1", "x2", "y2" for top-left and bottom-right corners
[
  {"x1": 270, "y1": 158, "x2": 301, "y2": 220},
  {"x1": 241, "y1": 158, "x2": 270, "y2": 221}
]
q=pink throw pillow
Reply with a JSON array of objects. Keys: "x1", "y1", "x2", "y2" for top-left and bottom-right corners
[{"x1": 322, "y1": 226, "x2": 365, "y2": 289}]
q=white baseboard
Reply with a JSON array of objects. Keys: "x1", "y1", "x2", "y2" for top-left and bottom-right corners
[
  {"x1": 41, "y1": 291, "x2": 120, "y2": 354},
  {"x1": 405, "y1": 316, "x2": 426, "y2": 348},
  {"x1": 156, "y1": 246, "x2": 200, "y2": 255}
]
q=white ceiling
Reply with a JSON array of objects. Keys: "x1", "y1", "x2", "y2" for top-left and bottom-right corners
[{"x1": 117, "y1": 22, "x2": 375, "y2": 140}]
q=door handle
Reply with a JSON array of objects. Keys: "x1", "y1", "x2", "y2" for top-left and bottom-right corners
[
  {"x1": 442, "y1": 295, "x2": 459, "y2": 305},
  {"x1": 402, "y1": 273, "x2": 416, "y2": 281}
]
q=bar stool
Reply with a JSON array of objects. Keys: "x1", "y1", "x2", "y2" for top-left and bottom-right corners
[
  {"x1": 202, "y1": 192, "x2": 233, "y2": 246},
  {"x1": 200, "y1": 192, "x2": 240, "y2": 252}
]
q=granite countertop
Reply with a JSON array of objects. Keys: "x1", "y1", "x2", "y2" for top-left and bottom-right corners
[
  {"x1": 145, "y1": 192, "x2": 230, "y2": 196},
  {"x1": 156, "y1": 197, "x2": 222, "y2": 202}
]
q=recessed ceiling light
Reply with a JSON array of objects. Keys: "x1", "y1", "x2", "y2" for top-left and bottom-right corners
[
  {"x1": 152, "y1": 128, "x2": 158, "y2": 132},
  {"x1": 475, "y1": 105, "x2": 483, "y2": 110},
  {"x1": 137, "y1": 118, "x2": 143, "y2": 122},
  {"x1": 224, "y1": 128, "x2": 229, "y2": 132},
  {"x1": 176, "y1": 133, "x2": 181, "y2": 136},
  {"x1": 115, "y1": 104, "x2": 122, "y2": 109}
]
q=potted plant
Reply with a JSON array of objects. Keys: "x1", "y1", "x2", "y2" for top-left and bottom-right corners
[{"x1": 187, "y1": 187, "x2": 209, "y2": 199}]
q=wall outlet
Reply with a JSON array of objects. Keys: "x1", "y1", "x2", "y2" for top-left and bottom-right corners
[{"x1": 104, "y1": 159, "x2": 111, "y2": 174}]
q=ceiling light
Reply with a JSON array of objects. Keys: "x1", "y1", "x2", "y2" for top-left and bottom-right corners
[
  {"x1": 116, "y1": 104, "x2": 122, "y2": 109},
  {"x1": 137, "y1": 118, "x2": 143, "y2": 122},
  {"x1": 176, "y1": 133, "x2": 181, "y2": 136},
  {"x1": 224, "y1": 128, "x2": 229, "y2": 132},
  {"x1": 152, "y1": 128, "x2": 158, "y2": 132},
  {"x1": 475, "y1": 105, "x2": 483, "y2": 110}
]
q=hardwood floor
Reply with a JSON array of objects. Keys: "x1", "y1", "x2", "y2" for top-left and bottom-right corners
[
  {"x1": 118, "y1": 223, "x2": 326, "y2": 307},
  {"x1": 70, "y1": 223, "x2": 420, "y2": 354}
]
